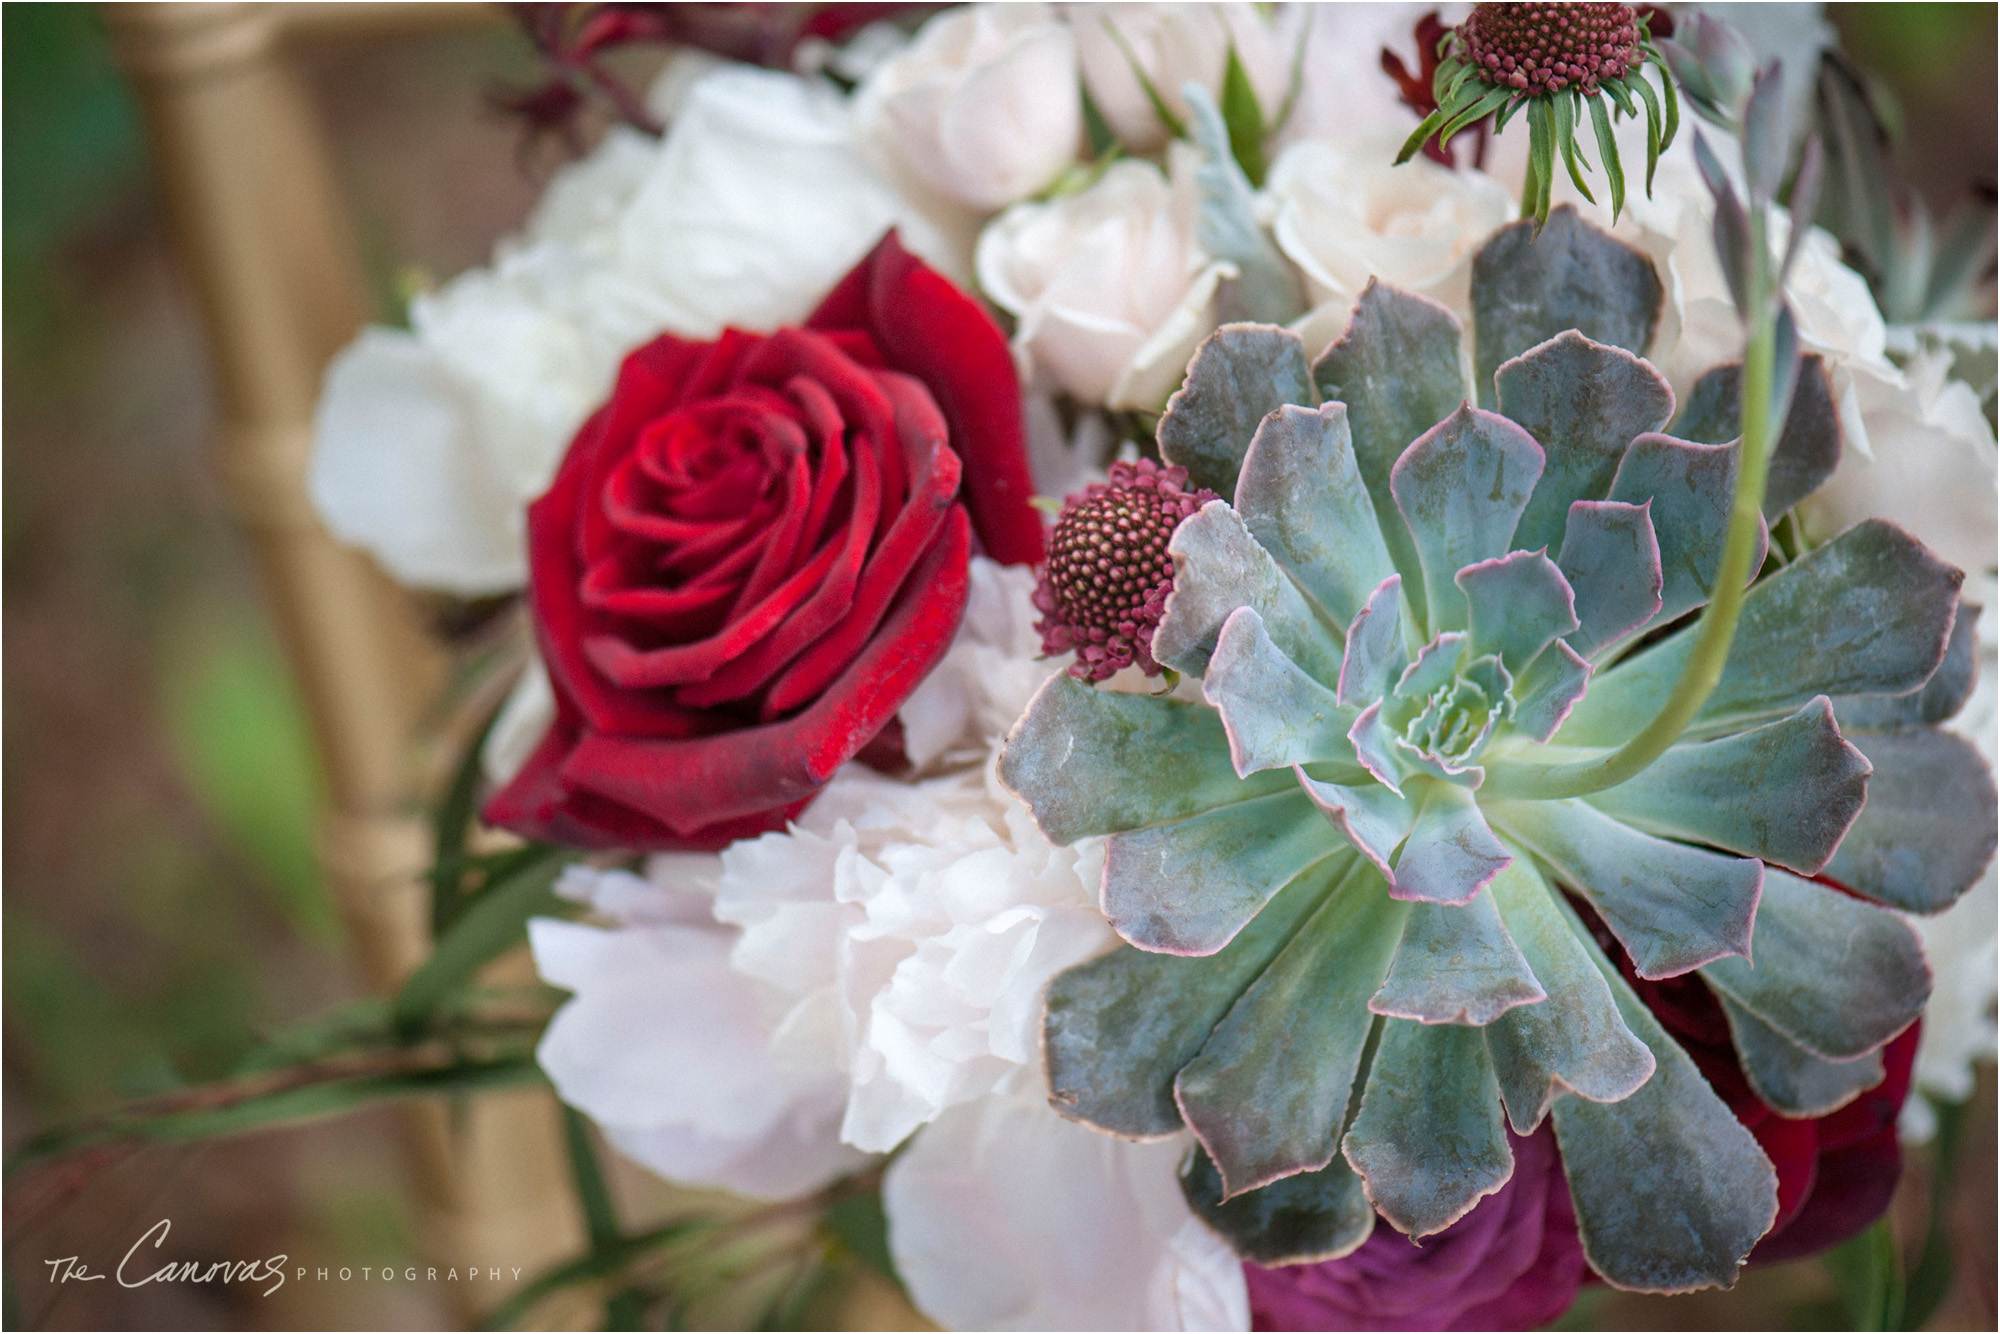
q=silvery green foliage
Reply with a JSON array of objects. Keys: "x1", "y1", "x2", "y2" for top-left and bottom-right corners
[{"x1": 1002, "y1": 207, "x2": 1994, "y2": 1293}]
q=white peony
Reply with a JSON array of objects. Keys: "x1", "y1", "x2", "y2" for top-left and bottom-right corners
[
  {"x1": 310, "y1": 62, "x2": 960, "y2": 595},
  {"x1": 854, "y1": 4, "x2": 1082, "y2": 213},
  {"x1": 1068, "y1": 2, "x2": 1296, "y2": 154},
  {"x1": 1268, "y1": 129, "x2": 1514, "y2": 343},
  {"x1": 978, "y1": 151, "x2": 1230, "y2": 410},
  {"x1": 528, "y1": 559, "x2": 1247, "y2": 1328}
]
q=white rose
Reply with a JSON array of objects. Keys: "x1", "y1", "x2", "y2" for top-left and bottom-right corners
[
  {"x1": 855, "y1": 4, "x2": 1082, "y2": 213},
  {"x1": 978, "y1": 150, "x2": 1230, "y2": 409},
  {"x1": 1282, "y1": 1, "x2": 1451, "y2": 146},
  {"x1": 1269, "y1": 129, "x2": 1514, "y2": 344},
  {"x1": 1069, "y1": 2, "x2": 1294, "y2": 154},
  {"x1": 310, "y1": 62, "x2": 959, "y2": 595}
]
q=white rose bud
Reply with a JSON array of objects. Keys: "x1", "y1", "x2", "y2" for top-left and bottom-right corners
[
  {"x1": 977, "y1": 150, "x2": 1231, "y2": 411},
  {"x1": 856, "y1": 4, "x2": 1082, "y2": 212},
  {"x1": 1268, "y1": 130, "x2": 1514, "y2": 338},
  {"x1": 1069, "y1": 2, "x2": 1292, "y2": 154}
]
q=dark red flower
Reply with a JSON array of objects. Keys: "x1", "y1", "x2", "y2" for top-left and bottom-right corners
[
  {"x1": 484, "y1": 232, "x2": 1040, "y2": 850},
  {"x1": 1246, "y1": 1126, "x2": 1586, "y2": 1331},
  {"x1": 1382, "y1": 11, "x2": 1487, "y2": 169}
]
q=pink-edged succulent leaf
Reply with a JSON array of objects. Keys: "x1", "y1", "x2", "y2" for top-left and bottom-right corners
[
  {"x1": 1671, "y1": 354, "x2": 1842, "y2": 516},
  {"x1": 1605, "y1": 432, "x2": 1767, "y2": 631},
  {"x1": 1175, "y1": 863, "x2": 1406, "y2": 1197},
  {"x1": 1344, "y1": 702, "x2": 1408, "y2": 795},
  {"x1": 1834, "y1": 604, "x2": 1980, "y2": 731},
  {"x1": 1497, "y1": 331, "x2": 1676, "y2": 553},
  {"x1": 1103, "y1": 791, "x2": 1338, "y2": 956},
  {"x1": 1043, "y1": 872, "x2": 1330, "y2": 1138},
  {"x1": 1490, "y1": 798, "x2": 1763, "y2": 979},
  {"x1": 1556, "y1": 499, "x2": 1664, "y2": 658},
  {"x1": 1391, "y1": 777, "x2": 1514, "y2": 905},
  {"x1": 1313, "y1": 279, "x2": 1469, "y2": 629},
  {"x1": 1343, "y1": 1020, "x2": 1514, "y2": 1239},
  {"x1": 1558, "y1": 520, "x2": 1965, "y2": 745},
  {"x1": 1470, "y1": 206, "x2": 1663, "y2": 408},
  {"x1": 1205, "y1": 608, "x2": 1362, "y2": 778},
  {"x1": 1551, "y1": 923, "x2": 1779, "y2": 1295},
  {"x1": 1296, "y1": 767, "x2": 1412, "y2": 879},
  {"x1": 1159, "y1": 323, "x2": 1313, "y2": 502},
  {"x1": 1716, "y1": 992, "x2": 1887, "y2": 1119},
  {"x1": 1336, "y1": 575, "x2": 1410, "y2": 707},
  {"x1": 1180, "y1": 1142, "x2": 1376, "y2": 1266},
  {"x1": 999, "y1": 675, "x2": 1294, "y2": 845},
  {"x1": 1456, "y1": 549, "x2": 1581, "y2": 673},
  {"x1": 1390, "y1": 406, "x2": 1546, "y2": 634},
  {"x1": 1511, "y1": 640, "x2": 1593, "y2": 742},
  {"x1": 1235, "y1": 403, "x2": 1400, "y2": 629},
  {"x1": 1483, "y1": 857, "x2": 1656, "y2": 1134},
  {"x1": 1824, "y1": 727, "x2": 1998, "y2": 915},
  {"x1": 1155, "y1": 500, "x2": 1342, "y2": 681},
  {"x1": 1699, "y1": 868, "x2": 1930, "y2": 1061},
  {"x1": 1371, "y1": 889, "x2": 1547, "y2": 1026},
  {"x1": 1583, "y1": 697, "x2": 1871, "y2": 875}
]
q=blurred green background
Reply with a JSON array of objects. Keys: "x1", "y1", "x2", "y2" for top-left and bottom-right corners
[{"x1": 2, "y1": 3, "x2": 1993, "y2": 1330}]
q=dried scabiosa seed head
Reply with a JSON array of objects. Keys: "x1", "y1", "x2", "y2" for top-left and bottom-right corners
[
  {"x1": 1460, "y1": 2, "x2": 1641, "y2": 94},
  {"x1": 1034, "y1": 459, "x2": 1217, "y2": 681}
]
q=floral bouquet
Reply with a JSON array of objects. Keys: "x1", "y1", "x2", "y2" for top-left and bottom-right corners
[{"x1": 19, "y1": 4, "x2": 1995, "y2": 1331}]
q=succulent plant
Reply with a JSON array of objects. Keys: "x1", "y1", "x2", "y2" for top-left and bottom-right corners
[{"x1": 1001, "y1": 206, "x2": 1994, "y2": 1292}]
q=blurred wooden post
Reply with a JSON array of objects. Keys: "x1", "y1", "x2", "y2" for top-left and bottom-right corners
[{"x1": 103, "y1": 3, "x2": 579, "y2": 1322}]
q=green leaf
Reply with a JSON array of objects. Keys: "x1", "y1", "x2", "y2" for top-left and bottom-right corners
[
  {"x1": 430, "y1": 701, "x2": 504, "y2": 935},
  {"x1": 1079, "y1": 78, "x2": 1117, "y2": 160},
  {"x1": 1103, "y1": 17, "x2": 1184, "y2": 140},
  {"x1": 1524, "y1": 98, "x2": 1556, "y2": 226},
  {"x1": 822, "y1": 1192, "x2": 901, "y2": 1288},
  {"x1": 1553, "y1": 92, "x2": 1597, "y2": 203},
  {"x1": 1631, "y1": 71, "x2": 1664, "y2": 193},
  {"x1": 392, "y1": 845, "x2": 571, "y2": 1036},
  {"x1": 479, "y1": 1218, "x2": 727, "y2": 1331},
  {"x1": 1493, "y1": 91, "x2": 1526, "y2": 136},
  {"x1": 1219, "y1": 43, "x2": 1267, "y2": 186},
  {"x1": 1440, "y1": 82, "x2": 1512, "y2": 145},
  {"x1": 1588, "y1": 92, "x2": 1626, "y2": 220},
  {"x1": 1653, "y1": 53, "x2": 1680, "y2": 151},
  {"x1": 1396, "y1": 107, "x2": 1449, "y2": 167},
  {"x1": 1825, "y1": 1219, "x2": 1904, "y2": 1331},
  {"x1": 1904, "y1": 1097, "x2": 1968, "y2": 1328}
]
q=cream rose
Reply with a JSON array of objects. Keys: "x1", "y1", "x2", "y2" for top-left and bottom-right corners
[
  {"x1": 854, "y1": 4, "x2": 1082, "y2": 213},
  {"x1": 1069, "y1": 2, "x2": 1294, "y2": 153},
  {"x1": 977, "y1": 150, "x2": 1230, "y2": 410}
]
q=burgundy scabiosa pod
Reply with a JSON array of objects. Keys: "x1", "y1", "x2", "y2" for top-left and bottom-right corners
[{"x1": 1034, "y1": 459, "x2": 1218, "y2": 681}]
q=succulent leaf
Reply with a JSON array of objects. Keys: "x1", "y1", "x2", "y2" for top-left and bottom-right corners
[
  {"x1": 1511, "y1": 640, "x2": 1594, "y2": 742},
  {"x1": 1470, "y1": 207, "x2": 1663, "y2": 404},
  {"x1": 1834, "y1": 604, "x2": 1981, "y2": 731},
  {"x1": 1160, "y1": 324, "x2": 1313, "y2": 501},
  {"x1": 1154, "y1": 501, "x2": 1341, "y2": 680},
  {"x1": 1000, "y1": 675, "x2": 1293, "y2": 844},
  {"x1": 1342, "y1": 1020, "x2": 1514, "y2": 1238},
  {"x1": 1823, "y1": 727, "x2": 1999, "y2": 914},
  {"x1": 1555, "y1": 499, "x2": 1665, "y2": 658},
  {"x1": 1551, "y1": 924, "x2": 1778, "y2": 1294},
  {"x1": 1235, "y1": 403, "x2": 1399, "y2": 627},
  {"x1": 1716, "y1": 993, "x2": 1887, "y2": 1119},
  {"x1": 1673, "y1": 355, "x2": 1844, "y2": 516},
  {"x1": 1371, "y1": 889, "x2": 1547, "y2": 1026},
  {"x1": 1175, "y1": 861, "x2": 1406, "y2": 1196},
  {"x1": 1205, "y1": 608, "x2": 1359, "y2": 778},
  {"x1": 1183, "y1": 85, "x2": 1306, "y2": 327},
  {"x1": 1391, "y1": 777, "x2": 1514, "y2": 905},
  {"x1": 1484, "y1": 857, "x2": 1656, "y2": 1133},
  {"x1": 1389, "y1": 405, "x2": 1546, "y2": 632},
  {"x1": 1488, "y1": 798, "x2": 1762, "y2": 979},
  {"x1": 1044, "y1": 872, "x2": 1332, "y2": 1138},
  {"x1": 1498, "y1": 333, "x2": 1676, "y2": 554},
  {"x1": 1180, "y1": 1144, "x2": 1375, "y2": 1266},
  {"x1": 1699, "y1": 868, "x2": 1929, "y2": 1061},
  {"x1": 1313, "y1": 281, "x2": 1469, "y2": 625},
  {"x1": 1582, "y1": 697, "x2": 1871, "y2": 874},
  {"x1": 1605, "y1": 432, "x2": 1766, "y2": 629},
  {"x1": 1335, "y1": 575, "x2": 1411, "y2": 707},
  {"x1": 1296, "y1": 768, "x2": 1412, "y2": 880},
  {"x1": 1559, "y1": 520, "x2": 1965, "y2": 744},
  {"x1": 1103, "y1": 790, "x2": 1337, "y2": 956},
  {"x1": 1457, "y1": 549, "x2": 1581, "y2": 673}
]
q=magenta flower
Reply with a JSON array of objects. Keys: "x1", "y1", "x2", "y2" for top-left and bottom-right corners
[{"x1": 1244, "y1": 1127, "x2": 1585, "y2": 1332}]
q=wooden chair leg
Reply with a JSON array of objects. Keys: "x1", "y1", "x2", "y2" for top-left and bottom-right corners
[{"x1": 104, "y1": 4, "x2": 580, "y2": 1320}]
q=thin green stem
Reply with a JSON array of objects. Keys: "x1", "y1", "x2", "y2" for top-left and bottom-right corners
[{"x1": 1485, "y1": 229, "x2": 1778, "y2": 801}]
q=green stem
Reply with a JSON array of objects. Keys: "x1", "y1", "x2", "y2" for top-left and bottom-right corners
[{"x1": 1486, "y1": 244, "x2": 1778, "y2": 801}]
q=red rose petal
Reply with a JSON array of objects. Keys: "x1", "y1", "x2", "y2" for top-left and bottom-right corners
[{"x1": 560, "y1": 507, "x2": 970, "y2": 837}]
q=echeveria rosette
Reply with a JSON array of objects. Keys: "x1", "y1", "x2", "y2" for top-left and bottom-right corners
[{"x1": 1001, "y1": 206, "x2": 1995, "y2": 1296}]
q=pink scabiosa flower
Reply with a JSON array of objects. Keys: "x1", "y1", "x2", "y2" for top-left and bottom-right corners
[
  {"x1": 1033, "y1": 458, "x2": 1217, "y2": 682},
  {"x1": 1459, "y1": 2, "x2": 1642, "y2": 95}
]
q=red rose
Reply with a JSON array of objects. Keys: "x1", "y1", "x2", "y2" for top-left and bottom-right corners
[{"x1": 485, "y1": 232, "x2": 1042, "y2": 849}]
